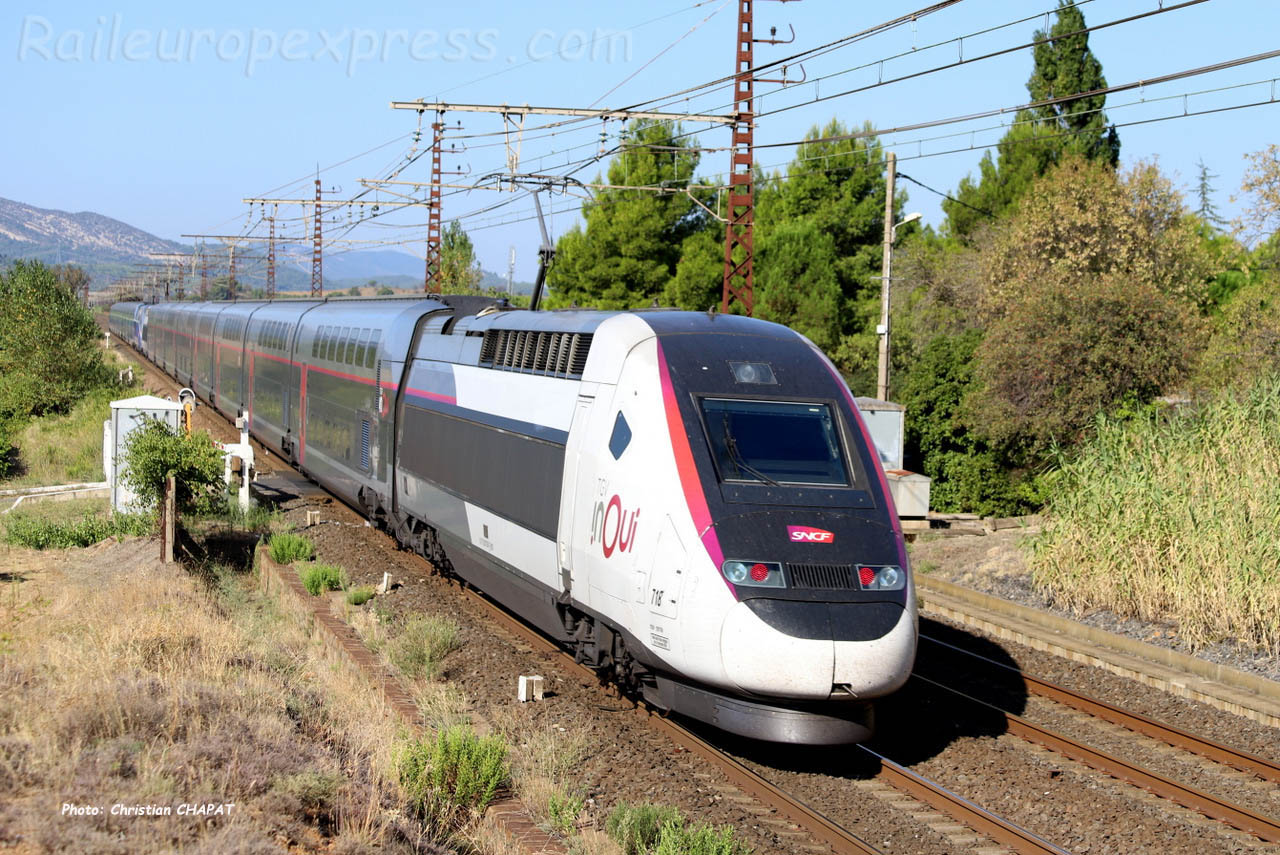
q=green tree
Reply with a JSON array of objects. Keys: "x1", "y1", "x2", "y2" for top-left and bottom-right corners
[
  {"x1": 945, "y1": 0, "x2": 1119, "y2": 238},
  {"x1": 440, "y1": 220, "x2": 483, "y2": 291},
  {"x1": 0, "y1": 260, "x2": 112, "y2": 420},
  {"x1": 347, "y1": 285, "x2": 361, "y2": 297},
  {"x1": 119, "y1": 420, "x2": 225, "y2": 515},
  {"x1": 665, "y1": 226, "x2": 724, "y2": 311},
  {"x1": 1195, "y1": 157, "x2": 1226, "y2": 227},
  {"x1": 754, "y1": 220, "x2": 842, "y2": 352},
  {"x1": 970, "y1": 157, "x2": 1207, "y2": 456},
  {"x1": 753, "y1": 120, "x2": 896, "y2": 387},
  {"x1": 547, "y1": 119, "x2": 706, "y2": 309},
  {"x1": 50, "y1": 264, "x2": 91, "y2": 303},
  {"x1": 1234, "y1": 144, "x2": 1280, "y2": 251}
]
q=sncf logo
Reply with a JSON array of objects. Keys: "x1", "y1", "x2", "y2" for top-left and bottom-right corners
[{"x1": 787, "y1": 525, "x2": 835, "y2": 544}]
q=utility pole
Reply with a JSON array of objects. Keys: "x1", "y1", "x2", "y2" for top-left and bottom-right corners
[
  {"x1": 720, "y1": 0, "x2": 799, "y2": 316},
  {"x1": 877, "y1": 151, "x2": 896, "y2": 401},
  {"x1": 311, "y1": 177, "x2": 324, "y2": 298},
  {"x1": 200, "y1": 245, "x2": 209, "y2": 300},
  {"x1": 425, "y1": 118, "x2": 444, "y2": 293},
  {"x1": 228, "y1": 243, "x2": 238, "y2": 300},
  {"x1": 722, "y1": 0, "x2": 757, "y2": 316},
  {"x1": 266, "y1": 213, "x2": 277, "y2": 300},
  {"x1": 507, "y1": 245, "x2": 516, "y2": 295}
]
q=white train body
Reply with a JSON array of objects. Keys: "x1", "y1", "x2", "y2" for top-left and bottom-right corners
[{"x1": 111, "y1": 298, "x2": 917, "y2": 743}]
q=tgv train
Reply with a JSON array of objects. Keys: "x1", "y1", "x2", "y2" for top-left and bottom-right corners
[{"x1": 109, "y1": 297, "x2": 917, "y2": 744}]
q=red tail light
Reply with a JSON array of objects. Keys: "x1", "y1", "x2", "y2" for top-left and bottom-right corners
[
  {"x1": 858, "y1": 566, "x2": 876, "y2": 586},
  {"x1": 749, "y1": 563, "x2": 770, "y2": 582}
]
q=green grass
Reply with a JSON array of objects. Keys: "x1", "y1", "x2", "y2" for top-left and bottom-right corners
[
  {"x1": 388, "y1": 615, "x2": 463, "y2": 681},
  {"x1": 3, "y1": 510, "x2": 152, "y2": 550},
  {"x1": 267, "y1": 532, "x2": 316, "y2": 564},
  {"x1": 605, "y1": 803, "x2": 750, "y2": 855},
  {"x1": 1033, "y1": 374, "x2": 1280, "y2": 651},
  {"x1": 2, "y1": 349, "x2": 143, "y2": 488},
  {"x1": 299, "y1": 563, "x2": 345, "y2": 596},
  {"x1": 345, "y1": 586, "x2": 375, "y2": 606}
]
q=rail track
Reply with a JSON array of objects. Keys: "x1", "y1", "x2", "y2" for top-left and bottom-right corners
[
  {"x1": 112, "y1": 327, "x2": 1279, "y2": 855},
  {"x1": 918, "y1": 632, "x2": 1280, "y2": 844}
]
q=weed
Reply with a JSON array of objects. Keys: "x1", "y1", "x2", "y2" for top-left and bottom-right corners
[
  {"x1": 397, "y1": 725, "x2": 509, "y2": 832},
  {"x1": 388, "y1": 615, "x2": 462, "y2": 681},
  {"x1": 267, "y1": 532, "x2": 315, "y2": 565},
  {"x1": 548, "y1": 791, "x2": 584, "y2": 837},
  {"x1": 606, "y1": 803, "x2": 684, "y2": 855},
  {"x1": 206, "y1": 497, "x2": 282, "y2": 533},
  {"x1": 275, "y1": 769, "x2": 342, "y2": 813},
  {"x1": 3, "y1": 511, "x2": 151, "y2": 549},
  {"x1": 653, "y1": 820, "x2": 750, "y2": 855},
  {"x1": 345, "y1": 586, "x2": 375, "y2": 606},
  {"x1": 300, "y1": 564, "x2": 346, "y2": 596}
]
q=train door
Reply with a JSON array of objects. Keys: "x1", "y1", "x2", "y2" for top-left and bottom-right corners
[{"x1": 557, "y1": 395, "x2": 596, "y2": 598}]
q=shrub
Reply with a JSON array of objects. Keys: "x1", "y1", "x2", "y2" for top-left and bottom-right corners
[
  {"x1": 971, "y1": 268, "x2": 1196, "y2": 459},
  {"x1": 119, "y1": 420, "x2": 225, "y2": 515},
  {"x1": 606, "y1": 803, "x2": 684, "y2": 855},
  {"x1": 299, "y1": 564, "x2": 345, "y2": 596},
  {"x1": 1032, "y1": 374, "x2": 1280, "y2": 651},
  {"x1": 0, "y1": 260, "x2": 114, "y2": 421},
  {"x1": 397, "y1": 726, "x2": 508, "y2": 831},
  {"x1": 267, "y1": 532, "x2": 315, "y2": 564},
  {"x1": 3, "y1": 512, "x2": 151, "y2": 550},
  {"x1": 345, "y1": 586, "x2": 375, "y2": 606},
  {"x1": 654, "y1": 821, "x2": 751, "y2": 855},
  {"x1": 388, "y1": 615, "x2": 462, "y2": 680}
]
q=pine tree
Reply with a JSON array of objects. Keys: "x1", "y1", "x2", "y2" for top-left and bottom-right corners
[
  {"x1": 1195, "y1": 158, "x2": 1226, "y2": 227},
  {"x1": 944, "y1": 0, "x2": 1119, "y2": 238},
  {"x1": 545, "y1": 119, "x2": 706, "y2": 309}
]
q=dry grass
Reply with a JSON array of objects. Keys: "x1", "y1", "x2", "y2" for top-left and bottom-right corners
[
  {"x1": 1032, "y1": 377, "x2": 1280, "y2": 651},
  {"x1": 0, "y1": 539, "x2": 438, "y2": 853}
]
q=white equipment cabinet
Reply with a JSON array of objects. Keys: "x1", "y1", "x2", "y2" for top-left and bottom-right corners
[{"x1": 104, "y1": 395, "x2": 183, "y2": 514}]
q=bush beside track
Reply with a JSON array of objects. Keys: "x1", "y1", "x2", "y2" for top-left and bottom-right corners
[{"x1": 1032, "y1": 374, "x2": 1280, "y2": 652}]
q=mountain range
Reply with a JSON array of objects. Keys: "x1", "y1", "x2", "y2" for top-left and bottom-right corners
[{"x1": 0, "y1": 197, "x2": 532, "y2": 294}]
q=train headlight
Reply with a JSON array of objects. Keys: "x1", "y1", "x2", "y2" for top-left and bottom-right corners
[
  {"x1": 724, "y1": 561, "x2": 750, "y2": 583},
  {"x1": 721, "y1": 560, "x2": 785, "y2": 588},
  {"x1": 857, "y1": 565, "x2": 906, "y2": 591}
]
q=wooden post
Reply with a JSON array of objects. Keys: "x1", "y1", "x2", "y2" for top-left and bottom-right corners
[{"x1": 162, "y1": 474, "x2": 176, "y2": 564}]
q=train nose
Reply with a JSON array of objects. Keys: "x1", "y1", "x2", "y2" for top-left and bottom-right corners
[{"x1": 720, "y1": 598, "x2": 917, "y2": 700}]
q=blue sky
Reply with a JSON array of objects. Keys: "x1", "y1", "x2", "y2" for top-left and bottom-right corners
[{"x1": 4, "y1": 0, "x2": 1278, "y2": 277}]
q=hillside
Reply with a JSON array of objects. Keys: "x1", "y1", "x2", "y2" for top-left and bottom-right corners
[
  {"x1": 0, "y1": 197, "x2": 189, "y2": 286},
  {"x1": 0, "y1": 196, "x2": 533, "y2": 295}
]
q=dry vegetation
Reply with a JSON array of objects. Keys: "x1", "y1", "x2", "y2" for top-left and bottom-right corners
[
  {"x1": 1032, "y1": 377, "x2": 1280, "y2": 651},
  {"x1": 0, "y1": 537, "x2": 444, "y2": 853}
]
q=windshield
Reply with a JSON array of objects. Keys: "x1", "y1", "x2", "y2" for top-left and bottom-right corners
[{"x1": 701, "y1": 398, "x2": 851, "y2": 487}]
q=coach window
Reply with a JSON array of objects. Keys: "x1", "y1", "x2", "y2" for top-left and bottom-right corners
[
  {"x1": 365, "y1": 330, "x2": 379, "y2": 368},
  {"x1": 608, "y1": 411, "x2": 632, "y2": 460},
  {"x1": 346, "y1": 328, "x2": 360, "y2": 365},
  {"x1": 353, "y1": 329, "x2": 369, "y2": 367},
  {"x1": 311, "y1": 328, "x2": 321, "y2": 358}
]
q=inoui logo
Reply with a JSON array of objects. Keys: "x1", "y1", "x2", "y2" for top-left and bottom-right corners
[
  {"x1": 590, "y1": 494, "x2": 640, "y2": 558},
  {"x1": 787, "y1": 525, "x2": 835, "y2": 544}
]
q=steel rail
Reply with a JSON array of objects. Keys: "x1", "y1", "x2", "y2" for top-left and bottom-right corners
[
  {"x1": 860, "y1": 746, "x2": 1072, "y2": 855},
  {"x1": 915, "y1": 674, "x2": 1280, "y2": 843},
  {"x1": 920, "y1": 633, "x2": 1280, "y2": 784},
  {"x1": 461, "y1": 589, "x2": 883, "y2": 855}
]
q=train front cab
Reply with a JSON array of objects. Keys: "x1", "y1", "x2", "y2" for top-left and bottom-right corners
[{"x1": 567, "y1": 313, "x2": 917, "y2": 744}]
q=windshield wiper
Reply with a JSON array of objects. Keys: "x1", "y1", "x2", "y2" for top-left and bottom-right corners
[{"x1": 721, "y1": 416, "x2": 780, "y2": 486}]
